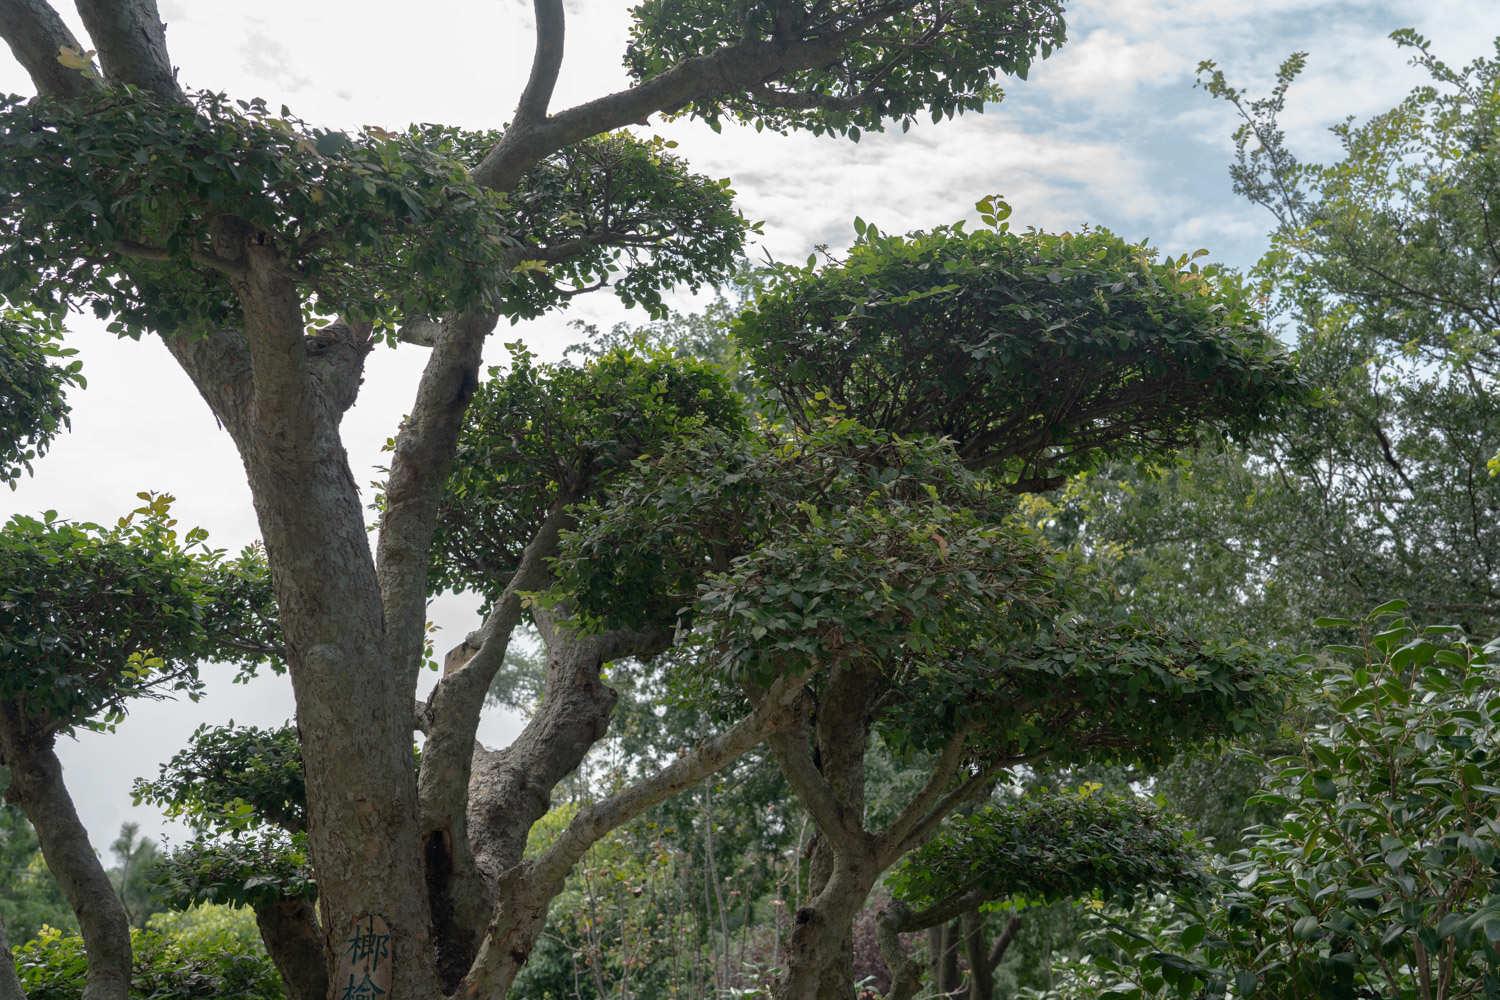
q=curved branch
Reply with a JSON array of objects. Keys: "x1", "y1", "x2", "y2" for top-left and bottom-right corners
[
  {"x1": 471, "y1": 4, "x2": 899, "y2": 192},
  {"x1": 0, "y1": 914, "x2": 26, "y2": 1000},
  {"x1": 514, "y1": 0, "x2": 564, "y2": 128},
  {"x1": 533, "y1": 669, "x2": 807, "y2": 888},
  {"x1": 0, "y1": 0, "x2": 95, "y2": 98},
  {"x1": 883, "y1": 755, "x2": 1020, "y2": 867},
  {"x1": 876, "y1": 726, "x2": 971, "y2": 865},
  {"x1": 415, "y1": 502, "x2": 567, "y2": 986},
  {"x1": 73, "y1": 0, "x2": 179, "y2": 97}
]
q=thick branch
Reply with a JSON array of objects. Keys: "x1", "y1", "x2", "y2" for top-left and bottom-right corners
[
  {"x1": 73, "y1": 0, "x2": 179, "y2": 97},
  {"x1": 237, "y1": 247, "x2": 319, "y2": 463},
  {"x1": 466, "y1": 619, "x2": 666, "y2": 884},
  {"x1": 459, "y1": 671, "x2": 807, "y2": 997},
  {"x1": 876, "y1": 726, "x2": 972, "y2": 867},
  {"x1": 252, "y1": 898, "x2": 328, "y2": 1000},
  {"x1": 514, "y1": 0, "x2": 564, "y2": 128},
  {"x1": 0, "y1": 0, "x2": 94, "y2": 98},
  {"x1": 0, "y1": 915, "x2": 26, "y2": 1000},
  {"x1": 377, "y1": 309, "x2": 497, "y2": 689},
  {"x1": 887, "y1": 758, "x2": 1014, "y2": 864},
  {"x1": 768, "y1": 720, "x2": 866, "y2": 848}
]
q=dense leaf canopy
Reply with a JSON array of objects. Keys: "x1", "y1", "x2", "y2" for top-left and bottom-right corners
[
  {"x1": 890, "y1": 788, "x2": 1203, "y2": 914},
  {"x1": 0, "y1": 91, "x2": 745, "y2": 335},
  {"x1": 626, "y1": 0, "x2": 1067, "y2": 138},
  {"x1": 0, "y1": 300, "x2": 80, "y2": 486},
  {"x1": 0, "y1": 497, "x2": 279, "y2": 736},
  {"x1": 735, "y1": 223, "x2": 1299, "y2": 490},
  {"x1": 555, "y1": 421, "x2": 1285, "y2": 762},
  {"x1": 431, "y1": 344, "x2": 746, "y2": 602}
]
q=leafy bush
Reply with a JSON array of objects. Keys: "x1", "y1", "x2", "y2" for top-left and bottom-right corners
[
  {"x1": 13, "y1": 916, "x2": 283, "y2": 1000},
  {"x1": 1028, "y1": 604, "x2": 1500, "y2": 999}
]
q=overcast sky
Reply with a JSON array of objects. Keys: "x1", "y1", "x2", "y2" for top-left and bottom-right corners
[{"x1": 3, "y1": 0, "x2": 1498, "y2": 855}]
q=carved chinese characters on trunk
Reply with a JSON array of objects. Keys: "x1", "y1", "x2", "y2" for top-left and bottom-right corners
[{"x1": 335, "y1": 914, "x2": 393, "y2": 999}]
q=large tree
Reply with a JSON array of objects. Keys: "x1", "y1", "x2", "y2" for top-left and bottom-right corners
[
  {"x1": 0, "y1": 498, "x2": 278, "y2": 1000},
  {"x1": 550, "y1": 221, "x2": 1298, "y2": 996},
  {"x1": 0, "y1": 4, "x2": 1309, "y2": 998},
  {"x1": 0, "y1": 4, "x2": 1072, "y2": 995}
]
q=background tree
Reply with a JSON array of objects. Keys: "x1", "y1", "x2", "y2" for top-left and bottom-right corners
[
  {"x1": 552, "y1": 217, "x2": 1299, "y2": 997},
  {"x1": 0, "y1": 497, "x2": 279, "y2": 1000},
  {"x1": 878, "y1": 787, "x2": 1204, "y2": 1000},
  {"x1": 106, "y1": 823, "x2": 165, "y2": 930}
]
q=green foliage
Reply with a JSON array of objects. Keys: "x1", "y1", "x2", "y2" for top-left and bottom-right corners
[
  {"x1": 1037, "y1": 608, "x2": 1500, "y2": 999},
  {"x1": 150, "y1": 830, "x2": 315, "y2": 910},
  {"x1": 555, "y1": 420, "x2": 1047, "y2": 661},
  {"x1": 0, "y1": 300, "x2": 82, "y2": 486},
  {"x1": 986, "y1": 615, "x2": 1285, "y2": 769},
  {"x1": 890, "y1": 788, "x2": 1204, "y2": 913},
  {"x1": 134, "y1": 723, "x2": 315, "y2": 909},
  {"x1": 432, "y1": 343, "x2": 746, "y2": 603},
  {"x1": 0, "y1": 803, "x2": 73, "y2": 942},
  {"x1": 625, "y1": 0, "x2": 1067, "y2": 139},
  {"x1": 14, "y1": 920, "x2": 283, "y2": 1000},
  {"x1": 1216, "y1": 611, "x2": 1500, "y2": 998},
  {"x1": 0, "y1": 496, "x2": 280, "y2": 736},
  {"x1": 734, "y1": 221, "x2": 1300, "y2": 489},
  {"x1": 0, "y1": 90, "x2": 745, "y2": 335},
  {"x1": 134, "y1": 723, "x2": 306, "y2": 834}
]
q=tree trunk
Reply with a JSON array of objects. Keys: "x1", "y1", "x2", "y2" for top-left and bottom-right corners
[
  {"x1": 928, "y1": 920, "x2": 961, "y2": 997},
  {"x1": 781, "y1": 665, "x2": 875, "y2": 999},
  {"x1": 0, "y1": 915, "x2": 26, "y2": 1000},
  {"x1": 0, "y1": 727, "x2": 131, "y2": 1000},
  {"x1": 779, "y1": 863, "x2": 876, "y2": 1000},
  {"x1": 230, "y1": 258, "x2": 442, "y2": 998},
  {"x1": 253, "y1": 899, "x2": 328, "y2": 1000},
  {"x1": 963, "y1": 911, "x2": 992, "y2": 1000}
]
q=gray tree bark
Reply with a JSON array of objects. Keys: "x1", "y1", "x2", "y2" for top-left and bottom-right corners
[
  {"x1": 253, "y1": 898, "x2": 329, "y2": 1000},
  {"x1": 0, "y1": 3, "x2": 992, "y2": 996},
  {"x1": 0, "y1": 915, "x2": 27, "y2": 1000},
  {"x1": 0, "y1": 724, "x2": 131, "y2": 1000}
]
